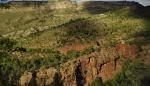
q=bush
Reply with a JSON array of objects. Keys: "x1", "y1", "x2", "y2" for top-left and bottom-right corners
[
  {"x1": 0, "y1": 52, "x2": 22, "y2": 85},
  {"x1": 91, "y1": 77, "x2": 105, "y2": 86},
  {"x1": 66, "y1": 50, "x2": 80, "y2": 59},
  {"x1": 0, "y1": 38, "x2": 16, "y2": 51},
  {"x1": 0, "y1": 3, "x2": 11, "y2": 9},
  {"x1": 105, "y1": 80, "x2": 117, "y2": 86},
  {"x1": 80, "y1": 46, "x2": 100, "y2": 56}
]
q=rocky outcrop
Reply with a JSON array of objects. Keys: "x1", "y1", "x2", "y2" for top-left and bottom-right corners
[
  {"x1": 60, "y1": 48, "x2": 121, "y2": 86},
  {"x1": 60, "y1": 44, "x2": 139, "y2": 86},
  {"x1": 19, "y1": 71, "x2": 32, "y2": 86},
  {"x1": 19, "y1": 44, "x2": 138, "y2": 86},
  {"x1": 19, "y1": 67, "x2": 58, "y2": 86}
]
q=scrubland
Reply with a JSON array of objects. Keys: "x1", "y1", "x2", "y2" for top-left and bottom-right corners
[{"x1": 0, "y1": 2, "x2": 150, "y2": 86}]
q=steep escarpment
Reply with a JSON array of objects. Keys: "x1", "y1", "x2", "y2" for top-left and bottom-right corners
[
  {"x1": 59, "y1": 52, "x2": 121, "y2": 86},
  {"x1": 59, "y1": 44, "x2": 138, "y2": 86},
  {"x1": 19, "y1": 44, "x2": 139, "y2": 86}
]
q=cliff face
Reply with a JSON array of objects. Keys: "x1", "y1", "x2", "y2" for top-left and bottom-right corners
[
  {"x1": 19, "y1": 44, "x2": 138, "y2": 86},
  {"x1": 60, "y1": 52, "x2": 122, "y2": 86},
  {"x1": 60, "y1": 44, "x2": 138, "y2": 86}
]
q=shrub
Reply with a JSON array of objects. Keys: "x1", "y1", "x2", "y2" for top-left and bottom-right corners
[
  {"x1": 0, "y1": 38, "x2": 16, "y2": 51},
  {"x1": 0, "y1": 52, "x2": 22, "y2": 85},
  {"x1": 80, "y1": 46, "x2": 100, "y2": 56},
  {"x1": 0, "y1": 3, "x2": 11, "y2": 9},
  {"x1": 105, "y1": 80, "x2": 117, "y2": 86},
  {"x1": 91, "y1": 77, "x2": 105, "y2": 86},
  {"x1": 66, "y1": 50, "x2": 80, "y2": 59}
]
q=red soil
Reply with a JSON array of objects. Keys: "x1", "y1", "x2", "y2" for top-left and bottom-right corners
[
  {"x1": 115, "y1": 44, "x2": 139, "y2": 59},
  {"x1": 58, "y1": 42, "x2": 95, "y2": 54}
]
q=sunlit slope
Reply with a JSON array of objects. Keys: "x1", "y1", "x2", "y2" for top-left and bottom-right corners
[
  {"x1": 0, "y1": 4, "x2": 150, "y2": 86},
  {"x1": 0, "y1": 5, "x2": 149, "y2": 52},
  {"x1": 15, "y1": 7, "x2": 150, "y2": 49}
]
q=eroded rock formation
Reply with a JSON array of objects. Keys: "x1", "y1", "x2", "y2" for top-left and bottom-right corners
[{"x1": 19, "y1": 44, "x2": 139, "y2": 86}]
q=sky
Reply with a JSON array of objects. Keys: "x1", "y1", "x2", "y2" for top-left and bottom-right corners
[{"x1": 73, "y1": 0, "x2": 150, "y2": 6}]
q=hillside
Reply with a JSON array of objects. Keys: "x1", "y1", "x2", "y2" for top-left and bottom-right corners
[{"x1": 0, "y1": 1, "x2": 150, "y2": 86}]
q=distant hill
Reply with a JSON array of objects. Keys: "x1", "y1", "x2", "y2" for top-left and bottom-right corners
[
  {"x1": 134, "y1": 5, "x2": 150, "y2": 18},
  {"x1": 79, "y1": 1, "x2": 144, "y2": 14}
]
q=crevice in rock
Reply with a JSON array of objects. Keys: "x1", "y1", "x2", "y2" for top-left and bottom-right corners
[
  {"x1": 75, "y1": 62, "x2": 84, "y2": 86},
  {"x1": 99, "y1": 57, "x2": 120, "y2": 73},
  {"x1": 114, "y1": 57, "x2": 120, "y2": 70},
  {"x1": 50, "y1": 71, "x2": 63, "y2": 86},
  {"x1": 28, "y1": 71, "x2": 38, "y2": 86},
  {"x1": 99, "y1": 61, "x2": 109, "y2": 73},
  {"x1": 96, "y1": 41, "x2": 100, "y2": 46}
]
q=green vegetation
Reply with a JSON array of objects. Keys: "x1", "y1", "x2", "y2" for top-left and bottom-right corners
[
  {"x1": 104, "y1": 59, "x2": 150, "y2": 86},
  {"x1": 66, "y1": 50, "x2": 80, "y2": 59},
  {"x1": 0, "y1": 38, "x2": 99, "y2": 85},
  {"x1": 0, "y1": 4, "x2": 11, "y2": 9},
  {"x1": 90, "y1": 59, "x2": 150, "y2": 86},
  {"x1": 0, "y1": 38, "x2": 16, "y2": 51},
  {"x1": 91, "y1": 77, "x2": 105, "y2": 86},
  {"x1": 0, "y1": 2, "x2": 150, "y2": 85},
  {"x1": 65, "y1": 46, "x2": 100, "y2": 60}
]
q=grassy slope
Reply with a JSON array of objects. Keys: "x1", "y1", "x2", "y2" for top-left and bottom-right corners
[
  {"x1": 1, "y1": 6, "x2": 150, "y2": 53},
  {"x1": 18, "y1": 8, "x2": 150, "y2": 49},
  {"x1": 0, "y1": 4, "x2": 150, "y2": 85},
  {"x1": 0, "y1": 5, "x2": 150, "y2": 57}
]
